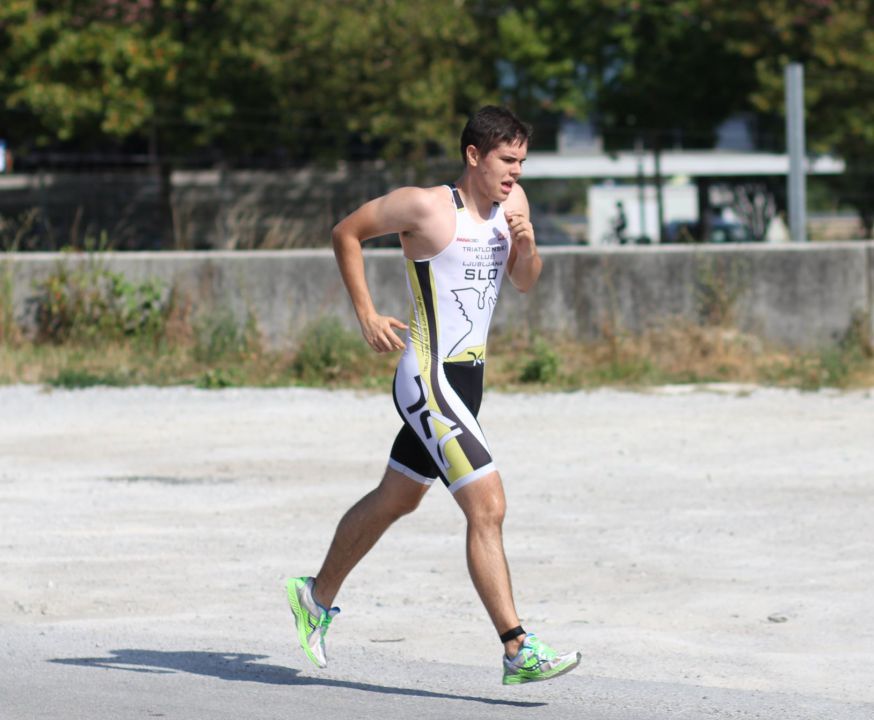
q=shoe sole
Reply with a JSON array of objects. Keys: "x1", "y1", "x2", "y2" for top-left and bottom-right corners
[
  {"x1": 503, "y1": 651, "x2": 582, "y2": 685},
  {"x1": 286, "y1": 578, "x2": 326, "y2": 669}
]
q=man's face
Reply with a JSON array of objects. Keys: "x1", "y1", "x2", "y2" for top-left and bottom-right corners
[{"x1": 468, "y1": 140, "x2": 527, "y2": 202}]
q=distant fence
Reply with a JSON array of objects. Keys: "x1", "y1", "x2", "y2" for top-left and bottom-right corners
[
  {"x1": 4, "y1": 243, "x2": 872, "y2": 351},
  {"x1": 1, "y1": 168, "x2": 622, "y2": 252},
  {"x1": 0, "y1": 165, "x2": 458, "y2": 252}
]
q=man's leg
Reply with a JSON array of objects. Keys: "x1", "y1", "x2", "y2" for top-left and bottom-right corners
[
  {"x1": 452, "y1": 471, "x2": 525, "y2": 658},
  {"x1": 453, "y1": 470, "x2": 583, "y2": 684},
  {"x1": 312, "y1": 466, "x2": 430, "y2": 608}
]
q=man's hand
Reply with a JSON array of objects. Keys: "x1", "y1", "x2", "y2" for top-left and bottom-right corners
[
  {"x1": 360, "y1": 313, "x2": 408, "y2": 353},
  {"x1": 505, "y1": 210, "x2": 536, "y2": 258},
  {"x1": 505, "y1": 208, "x2": 541, "y2": 292}
]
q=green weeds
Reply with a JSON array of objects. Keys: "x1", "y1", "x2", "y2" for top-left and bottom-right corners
[
  {"x1": 0, "y1": 259, "x2": 19, "y2": 346},
  {"x1": 194, "y1": 308, "x2": 260, "y2": 363},
  {"x1": 695, "y1": 255, "x2": 750, "y2": 327},
  {"x1": 519, "y1": 338, "x2": 560, "y2": 383},
  {"x1": 2, "y1": 259, "x2": 873, "y2": 391},
  {"x1": 291, "y1": 317, "x2": 372, "y2": 384},
  {"x1": 48, "y1": 368, "x2": 127, "y2": 389},
  {"x1": 195, "y1": 368, "x2": 244, "y2": 389},
  {"x1": 762, "y1": 311, "x2": 874, "y2": 391},
  {"x1": 33, "y1": 258, "x2": 169, "y2": 345}
]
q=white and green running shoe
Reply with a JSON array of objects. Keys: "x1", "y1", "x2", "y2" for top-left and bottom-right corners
[
  {"x1": 502, "y1": 634, "x2": 581, "y2": 685},
  {"x1": 285, "y1": 576, "x2": 340, "y2": 668}
]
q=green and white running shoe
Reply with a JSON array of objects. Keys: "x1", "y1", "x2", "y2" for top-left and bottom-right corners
[
  {"x1": 285, "y1": 576, "x2": 340, "y2": 668},
  {"x1": 502, "y1": 634, "x2": 581, "y2": 685}
]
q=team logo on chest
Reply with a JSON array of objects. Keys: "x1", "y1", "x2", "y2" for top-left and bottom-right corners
[{"x1": 447, "y1": 283, "x2": 497, "y2": 359}]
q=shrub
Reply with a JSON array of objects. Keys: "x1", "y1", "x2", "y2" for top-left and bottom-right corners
[
  {"x1": 33, "y1": 260, "x2": 169, "y2": 345},
  {"x1": 292, "y1": 317, "x2": 368, "y2": 383},
  {"x1": 519, "y1": 338, "x2": 560, "y2": 383},
  {"x1": 196, "y1": 368, "x2": 243, "y2": 389},
  {"x1": 0, "y1": 261, "x2": 21, "y2": 346},
  {"x1": 695, "y1": 256, "x2": 750, "y2": 327},
  {"x1": 48, "y1": 368, "x2": 126, "y2": 389},
  {"x1": 193, "y1": 308, "x2": 260, "y2": 363}
]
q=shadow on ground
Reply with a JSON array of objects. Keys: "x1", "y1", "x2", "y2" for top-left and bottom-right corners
[{"x1": 50, "y1": 649, "x2": 545, "y2": 708}]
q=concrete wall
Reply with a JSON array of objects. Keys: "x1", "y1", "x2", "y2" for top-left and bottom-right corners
[{"x1": 3, "y1": 243, "x2": 873, "y2": 350}]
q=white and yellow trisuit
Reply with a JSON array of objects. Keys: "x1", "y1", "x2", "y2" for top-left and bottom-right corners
[{"x1": 389, "y1": 184, "x2": 511, "y2": 494}]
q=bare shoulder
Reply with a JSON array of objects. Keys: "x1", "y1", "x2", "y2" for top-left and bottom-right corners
[
  {"x1": 503, "y1": 182, "x2": 530, "y2": 216},
  {"x1": 397, "y1": 185, "x2": 455, "y2": 258},
  {"x1": 383, "y1": 185, "x2": 450, "y2": 217}
]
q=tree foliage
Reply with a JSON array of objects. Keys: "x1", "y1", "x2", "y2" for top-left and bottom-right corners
[
  {"x1": 0, "y1": 0, "x2": 495, "y2": 162},
  {"x1": 0, "y1": 0, "x2": 279, "y2": 157},
  {"x1": 271, "y1": 0, "x2": 495, "y2": 160},
  {"x1": 0, "y1": 0, "x2": 872, "y2": 236},
  {"x1": 498, "y1": 0, "x2": 758, "y2": 150},
  {"x1": 713, "y1": 0, "x2": 874, "y2": 235},
  {"x1": 499, "y1": 0, "x2": 874, "y2": 235}
]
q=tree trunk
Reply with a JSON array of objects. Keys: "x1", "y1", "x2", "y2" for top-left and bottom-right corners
[
  {"x1": 653, "y1": 134, "x2": 665, "y2": 243},
  {"x1": 149, "y1": 121, "x2": 175, "y2": 250},
  {"x1": 697, "y1": 177, "x2": 712, "y2": 243}
]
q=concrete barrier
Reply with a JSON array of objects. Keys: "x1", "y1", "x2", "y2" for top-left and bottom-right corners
[{"x1": 3, "y1": 243, "x2": 872, "y2": 350}]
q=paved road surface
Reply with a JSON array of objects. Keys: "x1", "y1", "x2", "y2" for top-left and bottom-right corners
[{"x1": 1, "y1": 385, "x2": 872, "y2": 719}]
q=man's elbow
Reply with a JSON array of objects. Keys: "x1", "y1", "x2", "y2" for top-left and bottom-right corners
[
  {"x1": 510, "y1": 273, "x2": 535, "y2": 293},
  {"x1": 331, "y1": 223, "x2": 353, "y2": 254},
  {"x1": 509, "y1": 264, "x2": 542, "y2": 293}
]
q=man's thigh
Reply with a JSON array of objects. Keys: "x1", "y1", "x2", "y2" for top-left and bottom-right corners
[
  {"x1": 451, "y1": 470, "x2": 506, "y2": 521},
  {"x1": 377, "y1": 465, "x2": 433, "y2": 510}
]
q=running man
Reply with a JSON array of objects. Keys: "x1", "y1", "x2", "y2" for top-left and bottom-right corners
[{"x1": 287, "y1": 106, "x2": 581, "y2": 685}]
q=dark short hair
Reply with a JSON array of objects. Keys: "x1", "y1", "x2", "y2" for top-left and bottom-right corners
[{"x1": 459, "y1": 106, "x2": 532, "y2": 164}]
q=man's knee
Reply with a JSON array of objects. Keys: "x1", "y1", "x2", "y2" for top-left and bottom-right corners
[
  {"x1": 380, "y1": 488, "x2": 424, "y2": 519},
  {"x1": 467, "y1": 494, "x2": 506, "y2": 528},
  {"x1": 456, "y1": 474, "x2": 507, "y2": 527}
]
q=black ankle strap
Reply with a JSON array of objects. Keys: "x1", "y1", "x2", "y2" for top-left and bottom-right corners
[{"x1": 499, "y1": 625, "x2": 526, "y2": 644}]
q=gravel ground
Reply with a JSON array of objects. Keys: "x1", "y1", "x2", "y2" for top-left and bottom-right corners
[{"x1": 1, "y1": 384, "x2": 873, "y2": 719}]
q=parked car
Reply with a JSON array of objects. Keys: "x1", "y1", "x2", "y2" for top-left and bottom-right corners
[{"x1": 662, "y1": 219, "x2": 756, "y2": 244}]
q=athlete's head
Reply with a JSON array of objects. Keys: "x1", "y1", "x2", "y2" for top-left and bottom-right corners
[
  {"x1": 460, "y1": 106, "x2": 531, "y2": 202},
  {"x1": 459, "y1": 106, "x2": 532, "y2": 166}
]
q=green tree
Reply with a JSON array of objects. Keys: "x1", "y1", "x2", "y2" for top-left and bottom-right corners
[
  {"x1": 499, "y1": 1, "x2": 757, "y2": 147},
  {"x1": 1, "y1": 0, "x2": 498, "y2": 165},
  {"x1": 500, "y1": 0, "x2": 874, "y2": 239},
  {"x1": 1, "y1": 1, "x2": 503, "y2": 247},
  {"x1": 498, "y1": 0, "x2": 759, "y2": 237},
  {"x1": 0, "y1": 0, "x2": 282, "y2": 246},
  {"x1": 270, "y1": 0, "x2": 496, "y2": 161},
  {"x1": 1, "y1": 1, "x2": 280, "y2": 149},
  {"x1": 715, "y1": 0, "x2": 874, "y2": 237}
]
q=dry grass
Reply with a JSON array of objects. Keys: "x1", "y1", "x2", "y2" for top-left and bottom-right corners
[
  {"x1": 7, "y1": 243, "x2": 871, "y2": 391},
  {"x1": 486, "y1": 320, "x2": 874, "y2": 391},
  {"x1": 1, "y1": 316, "x2": 873, "y2": 392}
]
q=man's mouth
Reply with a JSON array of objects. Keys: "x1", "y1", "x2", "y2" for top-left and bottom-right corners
[{"x1": 501, "y1": 181, "x2": 514, "y2": 193}]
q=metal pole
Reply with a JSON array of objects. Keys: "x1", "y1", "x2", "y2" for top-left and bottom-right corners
[
  {"x1": 635, "y1": 137, "x2": 646, "y2": 241},
  {"x1": 653, "y1": 136, "x2": 664, "y2": 243},
  {"x1": 785, "y1": 63, "x2": 807, "y2": 242}
]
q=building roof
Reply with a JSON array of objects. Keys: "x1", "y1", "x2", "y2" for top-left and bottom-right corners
[{"x1": 523, "y1": 151, "x2": 845, "y2": 180}]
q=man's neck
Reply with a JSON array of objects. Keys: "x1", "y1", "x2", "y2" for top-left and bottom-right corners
[{"x1": 453, "y1": 173, "x2": 495, "y2": 222}]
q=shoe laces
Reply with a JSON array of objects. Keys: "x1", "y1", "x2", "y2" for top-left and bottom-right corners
[
  {"x1": 522, "y1": 634, "x2": 556, "y2": 661},
  {"x1": 320, "y1": 606, "x2": 340, "y2": 634}
]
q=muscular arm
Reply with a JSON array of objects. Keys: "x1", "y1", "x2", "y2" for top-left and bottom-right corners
[
  {"x1": 331, "y1": 187, "x2": 431, "y2": 352},
  {"x1": 504, "y1": 185, "x2": 542, "y2": 293}
]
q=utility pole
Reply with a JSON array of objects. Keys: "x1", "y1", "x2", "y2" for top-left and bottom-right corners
[
  {"x1": 785, "y1": 63, "x2": 807, "y2": 242},
  {"x1": 652, "y1": 133, "x2": 665, "y2": 243},
  {"x1": 635, "y1": 137, "x2": 646, "y2": 241}
]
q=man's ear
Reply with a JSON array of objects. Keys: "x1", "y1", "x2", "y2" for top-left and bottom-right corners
[{"x1": 465, "y1": 144, "x2": 479, "y2": 167}]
